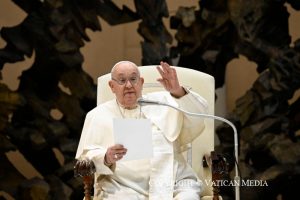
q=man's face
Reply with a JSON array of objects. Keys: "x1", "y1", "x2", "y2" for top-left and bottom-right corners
[{"x1": 109, "y1": 62, "x2": 144, "y2": 109}]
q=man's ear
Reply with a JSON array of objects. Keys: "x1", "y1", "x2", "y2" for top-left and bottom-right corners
[
  {"x1": 140, "y1": 77, "x2": 144, "y2": 85},
  {"x1": 109, "y1": 80, "x2": 115, "y2": 93}
]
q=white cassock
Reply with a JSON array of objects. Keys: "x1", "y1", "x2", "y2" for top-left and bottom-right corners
[{"x1": 75, "y1": 90, "x2": 208, "y2": 200}]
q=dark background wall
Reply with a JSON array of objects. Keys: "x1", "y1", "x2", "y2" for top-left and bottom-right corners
[{"x1": 1, "y1": 0, "x2": 300, "y2": 199}]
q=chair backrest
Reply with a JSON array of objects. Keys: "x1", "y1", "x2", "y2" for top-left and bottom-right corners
[{"x1": 97, "y1": 65, "x2": 215, "y2": 197}]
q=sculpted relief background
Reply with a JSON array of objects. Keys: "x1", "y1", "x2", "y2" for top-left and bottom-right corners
[{"x1": 0, "y1": 0, "x2": 299, "y2": 199}]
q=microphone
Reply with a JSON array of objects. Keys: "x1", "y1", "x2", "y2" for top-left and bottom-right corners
[
  {"x1": 137, "y1": 97, "x2": 240, "y2": 200},
  {"x1": 137, "y1": 98, "x2": 165, "y2": 106}
]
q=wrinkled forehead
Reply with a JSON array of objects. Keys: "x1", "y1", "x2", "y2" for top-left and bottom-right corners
[{"x1": 111, "y1": 61, "x2": 140, "y2": 77}]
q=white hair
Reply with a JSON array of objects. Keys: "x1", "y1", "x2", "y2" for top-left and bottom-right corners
[{"x1": 110, "y1": 61, "x2": 140, "y2": 78}]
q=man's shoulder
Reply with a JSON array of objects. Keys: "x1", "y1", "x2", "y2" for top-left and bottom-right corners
[{"x1": 87, "y1": 99, "x2": 116, "y2": 115}]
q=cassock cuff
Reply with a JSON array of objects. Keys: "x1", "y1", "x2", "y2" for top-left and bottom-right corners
[
  {"x1": 173, "y1": 88, "x2": 208, "y2": 113},
  {"x1": 84, "y1": 149, "x2": 114, "y2": 175}
]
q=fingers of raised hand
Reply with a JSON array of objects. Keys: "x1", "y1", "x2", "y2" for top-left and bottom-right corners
[
  {"x1": 160, "y1": 61, "x2": 171, "y2": 73},
  {"x1": 157, "y1": 62, "x2": 171, "y2": 77},
  {"x1": 157, "y1": 77, "x2": 171, "y2": 91},
  {"x1": 157, "y1": 62, "x2": 180, "y2": 93},
  {"x1": 157, "y1": 62, "x2": 177, "y2": 80}
]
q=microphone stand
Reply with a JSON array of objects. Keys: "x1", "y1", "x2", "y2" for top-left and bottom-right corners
[{"x1": 138, "y1": 99, "x2": 240, "y2": 200}]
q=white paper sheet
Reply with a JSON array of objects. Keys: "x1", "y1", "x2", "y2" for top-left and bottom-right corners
[{"x1": 113, "y1": 118, "x2": 153, "y2": 161}]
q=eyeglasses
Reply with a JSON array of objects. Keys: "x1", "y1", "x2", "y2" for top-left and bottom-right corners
[{"x1": 111, "y1": 76, "x2": 140, "y2": 85}]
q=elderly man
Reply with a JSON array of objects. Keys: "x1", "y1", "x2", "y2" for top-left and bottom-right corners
[{"x1": 76, "y1": 61, "x2": 208, "y2": 199}]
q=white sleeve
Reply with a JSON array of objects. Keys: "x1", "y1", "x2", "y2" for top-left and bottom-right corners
[
  {"x1": 75, "y1": 109, "x2": 114, "y2": 175},
  {"x1": 173, "y1": 89, "x2": 208, "y2": 146},
  {"x1": 80, "y1": 148, "x2": 114, "y2": 175}
]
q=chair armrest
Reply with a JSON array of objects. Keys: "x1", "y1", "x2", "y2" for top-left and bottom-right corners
[
  {"x1": 74, "y1": 159, "x2": 96, "y2": 200},
  {"x1": 203, "y1": 151, "x2": 228, "y2": 200}
]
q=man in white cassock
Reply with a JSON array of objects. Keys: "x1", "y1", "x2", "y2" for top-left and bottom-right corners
[{"x1": 75, "y1": 61, "x2": 208, "y2": 200}]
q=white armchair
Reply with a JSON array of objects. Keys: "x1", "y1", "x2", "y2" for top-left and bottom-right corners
[{"x1": 75, "y1": 65, "x2": 222, "y2": 199}]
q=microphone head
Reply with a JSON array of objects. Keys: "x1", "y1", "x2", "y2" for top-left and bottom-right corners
[{"x1": 137, "y1": 98, "x2": 161, "y2": 106}]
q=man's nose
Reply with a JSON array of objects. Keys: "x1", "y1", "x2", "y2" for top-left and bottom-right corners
[{"x1": 125, "y1": 80, "x2": 133, "y2": 88}]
